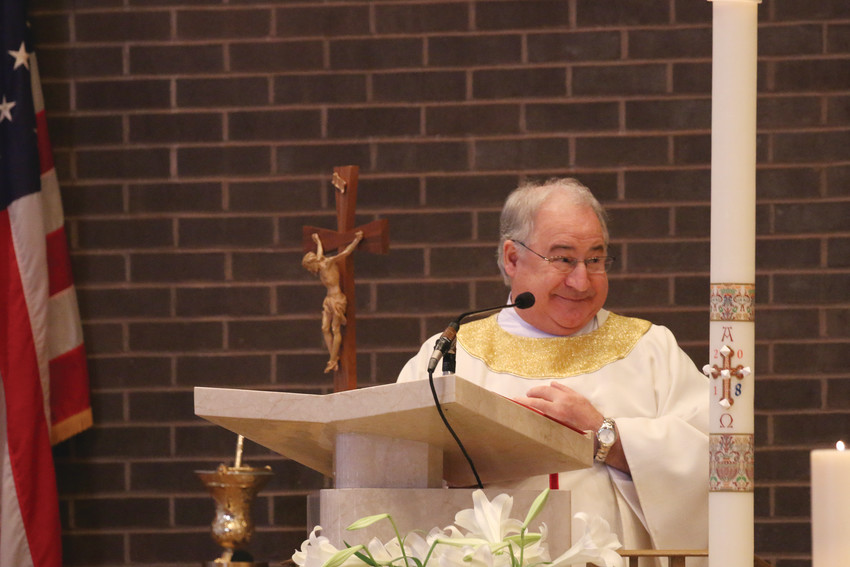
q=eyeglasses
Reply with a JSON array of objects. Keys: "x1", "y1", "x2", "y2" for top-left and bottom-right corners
[{"x1": 514, "y1": 240, "x2": 615, "y2": 274}]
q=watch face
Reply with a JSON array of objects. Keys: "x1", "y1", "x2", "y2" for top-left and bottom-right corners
[{"x1": 599, "y1": 429, "x2": 616, "y2": 445}]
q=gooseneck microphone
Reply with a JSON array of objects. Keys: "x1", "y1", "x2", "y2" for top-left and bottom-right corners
[
  {"x1": 425, "y1": 291, "x2": 535, "y2": 489},
  {"x1": 426, "y1": 291, "x2": 535, "y2": 373}
]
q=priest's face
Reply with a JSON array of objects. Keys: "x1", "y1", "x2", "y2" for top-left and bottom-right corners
[{"x1": 502, "y1": 195, "x2": 609, "y2": 336}]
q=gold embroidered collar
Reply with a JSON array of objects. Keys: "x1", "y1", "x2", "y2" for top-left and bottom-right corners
[{"x1": 456, "y1": 312, "x2": 652, "y2": 378}]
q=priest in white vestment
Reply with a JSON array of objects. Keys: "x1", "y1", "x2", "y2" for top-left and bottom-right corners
[{"x1": 398, "y1": 178, "x2": 709, "y2": 563}]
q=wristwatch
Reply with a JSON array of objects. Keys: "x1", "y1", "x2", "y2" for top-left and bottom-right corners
[{"x1": 595, "y1": 418, "x2": 617, "y2": 463}]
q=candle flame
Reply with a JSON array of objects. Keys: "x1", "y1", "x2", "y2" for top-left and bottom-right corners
[{"x1": 837, "y1": 440, "x2": 846, "y2": 451}]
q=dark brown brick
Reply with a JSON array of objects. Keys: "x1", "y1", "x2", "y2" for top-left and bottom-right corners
[
  {"x1": 130, "y1": 113, "x2": 223, "y2": 144},
  {"x1": 775, "y1": 341, "x2": 850, "y2": 373},
  {"x1": 608, "y1": 206, "x2": 670, "y2": 238},
  {"x1": 381, "y1": 211, "x2": 473, "y2": 243},
  {"x1": 473, "y1": 67, "x2": 567, "y2": 99},
  {"x1": 75, "y1": 80, "x2": 171, "y2": 111},
  {"x1": 75, "y1": 497, "x2": 171, "y2": 529},
  {"x1": 274, "y1": 73, "x2": 368, "y2": 104},
  {"x1": 129, "y1": 182, "x2": 222, "y2": 213},
  {"x1": 176, "y1": 286, "x2": 271, "y2": 316},
  {"x1": 78, "y1": 287, "x2": 171, "y2": 320},
  {"x1": 576, "y1": 0, "x2": 671, "y2": 27},
  {"x1": 375, "y1": 282, "x2": 470, "y2": 312},
  {"x1": 230, "y1": 109, "x2": 321, "y2": 141},
  {"x1": 327, "y1": 107, "x2": 421, "y2": 138},
  {"x1": 130, "y1": 391, "x2": 195, "y2": 421},
  {"x1": 229, "y1": 180, "x2": 323, "y2": 212},
  {"x1": 232, "y1": 251, "x2": 304, "y2": 281},
  {"x1": 46, "y1": 115, "x2": 123, "y2": 147},
  {"x1": 178, "y1": 216, "x2": 275, "y2": 248},
  {"x1": 177, "y1": 77, "x2": 270, "y2": 108},
  {"x1": 775, "y1": 200, "x2": 850, "y2": 233},
  {"x1": 377, "y1": 141, "x2": 469, "y2": 172},
  {"x1": 129, "y1": 322, "x2": 224, "y2": 352},
  {"x1": 77, "y1": 218, "x2": 174, "y2": 250},
  {"x1": 76, "y1": 426, "x2": 172, "y2": 459},
  {"x1": 624, "y1": 169, "x2": 710, "y2": 201},
  {"x1": 576, "y1": 135, "x2": 668, "y2": 167},
  {"x1": 628, "y1": 28, "x2": 711, "y2": 59},
  {"x1": 627, "y1": 241, "x2": 710, "y2": 273},
  {"x1": 761, "y1": 24, "x2": 823, "y2": 56},
  {"x1": 38, "y1": 46, "x2": 123, "y2": 78},
  {"x1": 130, "y1": 252, "x2": 226, "y2": 283},
  {"x1": 130, "y1": 44, "x2": 224, "y2": 75},
  {"x1": 375, "y1": 3, "x2": 469, "y2": 34},
  {"x1": 373, "y1": 70, "x2": 467, "y2": 102},
  {"x1": 178, "y1": 146, "x2": 272, "y2": 177},
  {"x1": 357, "y1": 176, "x2": 421, "y2": 209},
  {"x1": 626, "y1": 99, "x2": 711, "y2": 131},
  {"x1": 77, "y1": 148, "x2": 171, "y2": 180},
  {"x1": 527, "y1": 101, "x2": 619, "y2": 133},
  {"x1": 176, "y1": 354, "x2": 272, "y2": 386},
  {"x1": 87, "y1": 356, "x2": 172, "y2": 389},
  {"x1": 606, "y1": 277, "x2": 669, "y2": 309},
  {"x1": 62, "y1": 184, "x2": 124, "y2": 217},
  {"x1": 75, "y1": 10, "x2": 171, "y2": 42},
  {"x1": 672, "y1": 62, "x2": 712, "y2": 94},
  {"x1": 55, "y1": 462, "x2": 125, "y2": 495},
  {"x1": 756, "y1": 378, "x2": 822, "y2": 411},
  {"x1": 775, "y1": 59, "x2": 850, "y2": 92},
  {"x1": 277, "y1": 5, "x2": 369, "y2": 37},
  {"x1": 773, "y1": 0, "x2": 850, "y2": 21},
  {"x1": 330, "y1": 38, "x2": 423, "y2": 70},
  {"x1": 431, "y1": 245, "x2": 499, "y2": 278},
  {"x1": 774, "y1": 131, "x2": 850, "y2": 163},
  {"x1": 476, "y1": 1, "x2": 570, "y2": 30},
  {"x1": 672, "y1": 134, "x2": 711, "y2": 165},
  {"x1": 276, "y1": 143, "x2": 372, "y2": 175},
  {"x1": 475, "y1": 137, "x2": 571, "y2": 170},
  {"x1": 756, "y1": 167, "x2": 822, "y2": 199},
  {"x1": 527, "y1": 31, "x2": 621, "y2": 63},
  {"x1": 177, "y1": 8, "x2": 272, "y2": 39},
  {"x1": 230, "y1": 40, "x2": 325, "y2": 72},
  {"x1": 757, "y1": 238, "x2": 821, "y2": 270},
  {"x1": 428, "y1": 35, "x2": 522, "y2": 67},
  {"x1": 62, "y1": 533, "x2": 125, "y2": 566},
  {"x1": 425, "y1": 174, "x2": 519, "y2": 208},
  {"x1": 72, "y1": 252, "x2": 127, "y2": 285}
]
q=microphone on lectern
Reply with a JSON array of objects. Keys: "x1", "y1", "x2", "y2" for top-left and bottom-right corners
[{"x1": 426, "y1": 291, "x2": 535, "y2": 373}]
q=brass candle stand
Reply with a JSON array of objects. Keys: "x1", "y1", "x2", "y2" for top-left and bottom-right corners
[{"x1": 196, "y1": 435, "x2": 273, "y2": 567}]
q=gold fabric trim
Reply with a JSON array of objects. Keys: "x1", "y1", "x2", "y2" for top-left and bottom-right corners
[{"x1": 457, "y1": 313, "x2": 652, "y2": 378}]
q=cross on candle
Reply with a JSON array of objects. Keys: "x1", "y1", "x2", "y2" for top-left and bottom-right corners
[{"x1": 703, "y1": 345, "x2": 751, "y2": 409}]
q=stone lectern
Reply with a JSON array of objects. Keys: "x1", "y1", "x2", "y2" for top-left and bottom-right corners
[{"x1": 194, "y1": 375, "x2": 594, "y2": 555}]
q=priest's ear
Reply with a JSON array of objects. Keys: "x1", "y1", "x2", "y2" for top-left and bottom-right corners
[{"x1": 503, "y1": 240, "x2": 520, "y2": 278}]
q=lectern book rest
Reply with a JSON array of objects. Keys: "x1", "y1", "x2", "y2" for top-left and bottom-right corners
[{"x1": 194, "y1": 375, "x2": 593, "y2": 553}]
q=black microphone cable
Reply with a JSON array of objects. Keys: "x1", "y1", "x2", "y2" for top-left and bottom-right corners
[{"x1": 425, "y1": 292, "x2": 535, "y2": 489}]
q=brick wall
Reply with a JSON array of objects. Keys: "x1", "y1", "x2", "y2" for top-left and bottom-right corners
[{"x1": 29, "y1": 0, "x2": 849, "y2": 565}]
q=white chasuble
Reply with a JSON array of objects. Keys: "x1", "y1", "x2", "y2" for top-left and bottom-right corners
[{"x1": 397, "y1": 312, "x2": 709, "y2": 557}]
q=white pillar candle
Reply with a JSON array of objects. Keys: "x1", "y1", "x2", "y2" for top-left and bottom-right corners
[{"x1": 811, "y1": 442, "x2": 850, "y2": 566}]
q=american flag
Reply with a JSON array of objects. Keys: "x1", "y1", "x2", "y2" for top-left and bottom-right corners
[{"x1": 1, "y1": 3, "x2": 92, "y2": 567}]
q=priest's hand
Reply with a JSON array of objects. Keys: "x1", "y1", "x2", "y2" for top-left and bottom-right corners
[{"x1": 515, "y1": 381, "x2": 630, "y2": 474}]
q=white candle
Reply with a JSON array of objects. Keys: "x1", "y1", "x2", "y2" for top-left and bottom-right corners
[{"x1": 811, "y1": 442, "x2": 850, "y2": 566}]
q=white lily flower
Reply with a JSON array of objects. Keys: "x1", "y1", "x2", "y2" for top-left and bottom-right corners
[
  {"x1": 454, "y1": 490, "x2": 523, "y2": 543},
  {"x1": 366, "y1": 536, "x2": 404, "y2": 564},
  {"x1": 548, "y1": 513, "x2": 623, "y2": 567},
  {"x1": 293, "y1": 526, "x2": 360, "y2": 567}
]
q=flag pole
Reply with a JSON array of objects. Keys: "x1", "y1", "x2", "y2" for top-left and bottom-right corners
[{"x1": 706, "y1": 1, "x2": 760, "y2": 566}]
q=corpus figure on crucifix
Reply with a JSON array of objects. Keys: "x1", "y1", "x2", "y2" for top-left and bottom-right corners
[{"x1": 302, "y1": 230, "x2": 364, "y2": 373}]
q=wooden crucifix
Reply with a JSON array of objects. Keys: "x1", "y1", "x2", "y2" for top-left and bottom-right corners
[{"x1": 301, "y1": 165, "x2": 389, "y2": 392}]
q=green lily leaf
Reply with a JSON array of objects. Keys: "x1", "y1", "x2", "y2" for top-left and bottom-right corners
[
  {"x1": 433, "y1": 537, "x2": 488, "y2": 547},
  {"x1": 522, "y1": 489, "x2": 550, "y2": 529},
  {"x1": 504, "y1": 533, "x2": 542, "y2": 546},
  {"x1": 322, "y1": 545, "x2": 365, "y2": 567},
  {"x1": 347, "y1": 513, "x2": 391, "y2": 530}
]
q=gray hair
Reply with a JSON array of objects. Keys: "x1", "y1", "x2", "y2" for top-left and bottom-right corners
[{"x1": 497, "y1": 178, "x2": 609, "y2": 284}]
